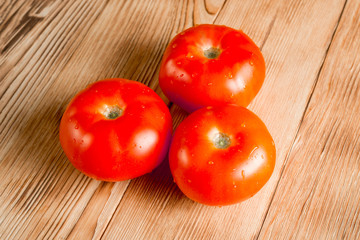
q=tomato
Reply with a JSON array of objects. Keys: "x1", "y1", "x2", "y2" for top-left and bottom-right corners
[
  {"x1": 159, "y1": 24, "x2": 265, "y2": 112},
  {"x1": 59, "y1": 79, "x2": 172, "y2": 181},
  {"x1": 169, "y1": 105, "x2": 275, "y2": 206}
]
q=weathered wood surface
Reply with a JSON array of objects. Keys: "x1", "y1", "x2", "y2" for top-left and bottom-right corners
[{"x1": 0, "y1": 0, "x2": 359, "y2": 239}]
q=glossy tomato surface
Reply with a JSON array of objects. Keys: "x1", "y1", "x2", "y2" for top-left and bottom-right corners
[
  {"x1": 169, "y1": 105, "x2": 275, "y2": 206},
  {"x1": 159, "y1": 24, "x2": 265, "y2": 112},
  {"x1": 59, "y1": 79, "x2": 172, "y2": 181}
]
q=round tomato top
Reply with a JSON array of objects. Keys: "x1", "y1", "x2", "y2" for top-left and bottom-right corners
[
  {"x1": 169, "y1": 105, "x2": 275, "y2": 206},
  {"x1": 159, "y1": 24, "x2": 265, "y2": 112},
  {"x1": 59, "y1": 79, "x2": 172, "y2": 181}
]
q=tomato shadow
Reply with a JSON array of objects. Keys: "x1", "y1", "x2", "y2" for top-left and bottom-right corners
[
  {"x1": 127, "y1": 154, "x2": 192, "y2": 208},
  {"x1": 118, "y1": 105, "x2": 198, "y2": 210}
]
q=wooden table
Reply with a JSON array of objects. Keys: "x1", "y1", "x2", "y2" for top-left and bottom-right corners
[{"x1": 1, "y1": 0, "x2": 359, "y2": 239}]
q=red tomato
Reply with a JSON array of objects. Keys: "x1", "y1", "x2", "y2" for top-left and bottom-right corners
[
  {"x1": 159, "y1": 24, "x2": 265, "y2": 112},
  {"x1": 169, "y1": 105, "x2": 275, "y2": 206},
  {"x1": 59, "y1": 79, "x2": 172, "y2": 181}
]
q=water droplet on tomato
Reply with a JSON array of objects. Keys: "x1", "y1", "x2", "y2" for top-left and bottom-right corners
[
  {"x1": 241, "y1": 170, "x2": 245, "y2": 179},
  {"x1": 228, "y1": 73, "x2": 233, "y2": 79},
  {"x1": 207, "y1": 82, "x2": 213, "y2": 86},
  {"x1": 241, "y1": 123, "x2": 246, "y2": 127},
  {"x1": 187, "y1": 179, "x2": 192, "y2": 183},
  {"x1": 208, "y1": 161, "x2": 214, "y2": 165},
  {"x1": 186, "y1": 53, "x2": 194, "y2": 59},
  {"x1": 206, "y1": 106, "x2": 213, "y2": 110},
  {"x1": 141, "y1": 105, "x2": 145, "y2": 109},
  {"x1": 191, "y1": 73, "x2": 197, "y2": 78},
  {"x1": 172, "y1": 44, "x2": 177, "y2": 48},
  {"x1": 74, "y1": 124, "x2": 79, "y2": 129},
  {"x1": 249, "y1": 60, "x2": 254, "y2": 66}
]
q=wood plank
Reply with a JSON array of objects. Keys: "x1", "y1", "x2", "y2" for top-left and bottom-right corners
[
  {"x1": 65, "y1": 1, "x2": 228, "y2": 239},
  {"x1": 0, "y1": 0, "x2": 57, "y2": 54},
  {"x1": 67, "y1": 182, "x2": 128, "y2": 240},
  {"x1": 0, "y1": 0, "x2": 227, "y2": 239},
  {"x1": 0, "y1": 0, "x2": 65, "y2": 93},
  {"x1": 2, "y1": 0, "x2": 357, "y2": 239},
  {"x1": 0, "y1": 1, "x2": 118, "y2": 239},
  {"x1": 258, "y1": 0, "x2": 360, "y2": 238},
  {"x1": 100, "y1": 0, "x2": 347, "y2": 239},
  {"x1": 0, "y1": 1, "x2": 115, "y2": 239}
]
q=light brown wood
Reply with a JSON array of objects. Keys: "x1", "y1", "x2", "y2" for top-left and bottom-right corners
[
  {"x1": 259, "y1": 0, "x2": 360, "y2": 238},
  {"x1": 0, "y1": 0, "x2": 358, "y2": 239},
  {"x1": 99, "y1": 0, "x2": 349, "y2": 238}
]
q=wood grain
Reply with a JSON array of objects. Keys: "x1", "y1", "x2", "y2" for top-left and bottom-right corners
[
  {"x1": 0, "y1": 0, "x2": 359, "y2": 239},
  {"x1": 0, "y1": 2, "x2": 111, "y2": 239},
  {"x1": 100, "y1": 0, "x2": 348, "y2": 239},
  {"x1": 258, "y1": 0, "x2": 360, "y2": 238},
  {"x1": 0, "y1": 0, "x2": 226, "y2": 239}
]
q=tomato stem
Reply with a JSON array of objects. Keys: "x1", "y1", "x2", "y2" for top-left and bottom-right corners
[
  {"x1": 103, "y1": 105, "x2": 123, "y2": 119},
  {"x1": 204, "y1": 47, "x2": 221, "y2": 59},
  {"x1": 213, "y1": 132, "x2": 231, "y2": 149}
]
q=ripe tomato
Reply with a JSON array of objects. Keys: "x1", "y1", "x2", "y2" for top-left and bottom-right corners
[
  {"x1": 159, "y1": 24, "x2": 265, "y2": 112},
  {"x1": 169, "y1": 105, "x2": 275, "y2": 206},
  {"x1": 59, "y1": 79, "x2": 172, "y2": 181}
]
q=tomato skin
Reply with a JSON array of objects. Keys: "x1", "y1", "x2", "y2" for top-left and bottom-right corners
[
  {"x1": 159, "y1": 24, "x2": 265, "y2": 112},
  {"x1": 59, "y1": 79, "x2": 172, "y2": 181},
  {"x1": 169, "y1": 105, "x2": 275, "y2": 206}
]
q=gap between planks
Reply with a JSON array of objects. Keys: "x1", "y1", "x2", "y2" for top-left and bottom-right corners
[{"x1": 255, "y1": 0, "x2": 349, "y2": 238}]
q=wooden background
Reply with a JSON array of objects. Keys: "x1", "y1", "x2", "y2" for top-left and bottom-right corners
[{"x1": 1, "y1": 0, "x2": 359, "y2": 239}]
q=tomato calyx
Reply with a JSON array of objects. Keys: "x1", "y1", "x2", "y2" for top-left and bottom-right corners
[
  {"x1": 203, "y1": 47, "x2": 221, "y2": 59},
  {"x1": 212, "y1": 132, "x2": 231, "y2": 149},
  {"x1": 103, "y1": 105, "x2": 123, "y2": 120}
]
